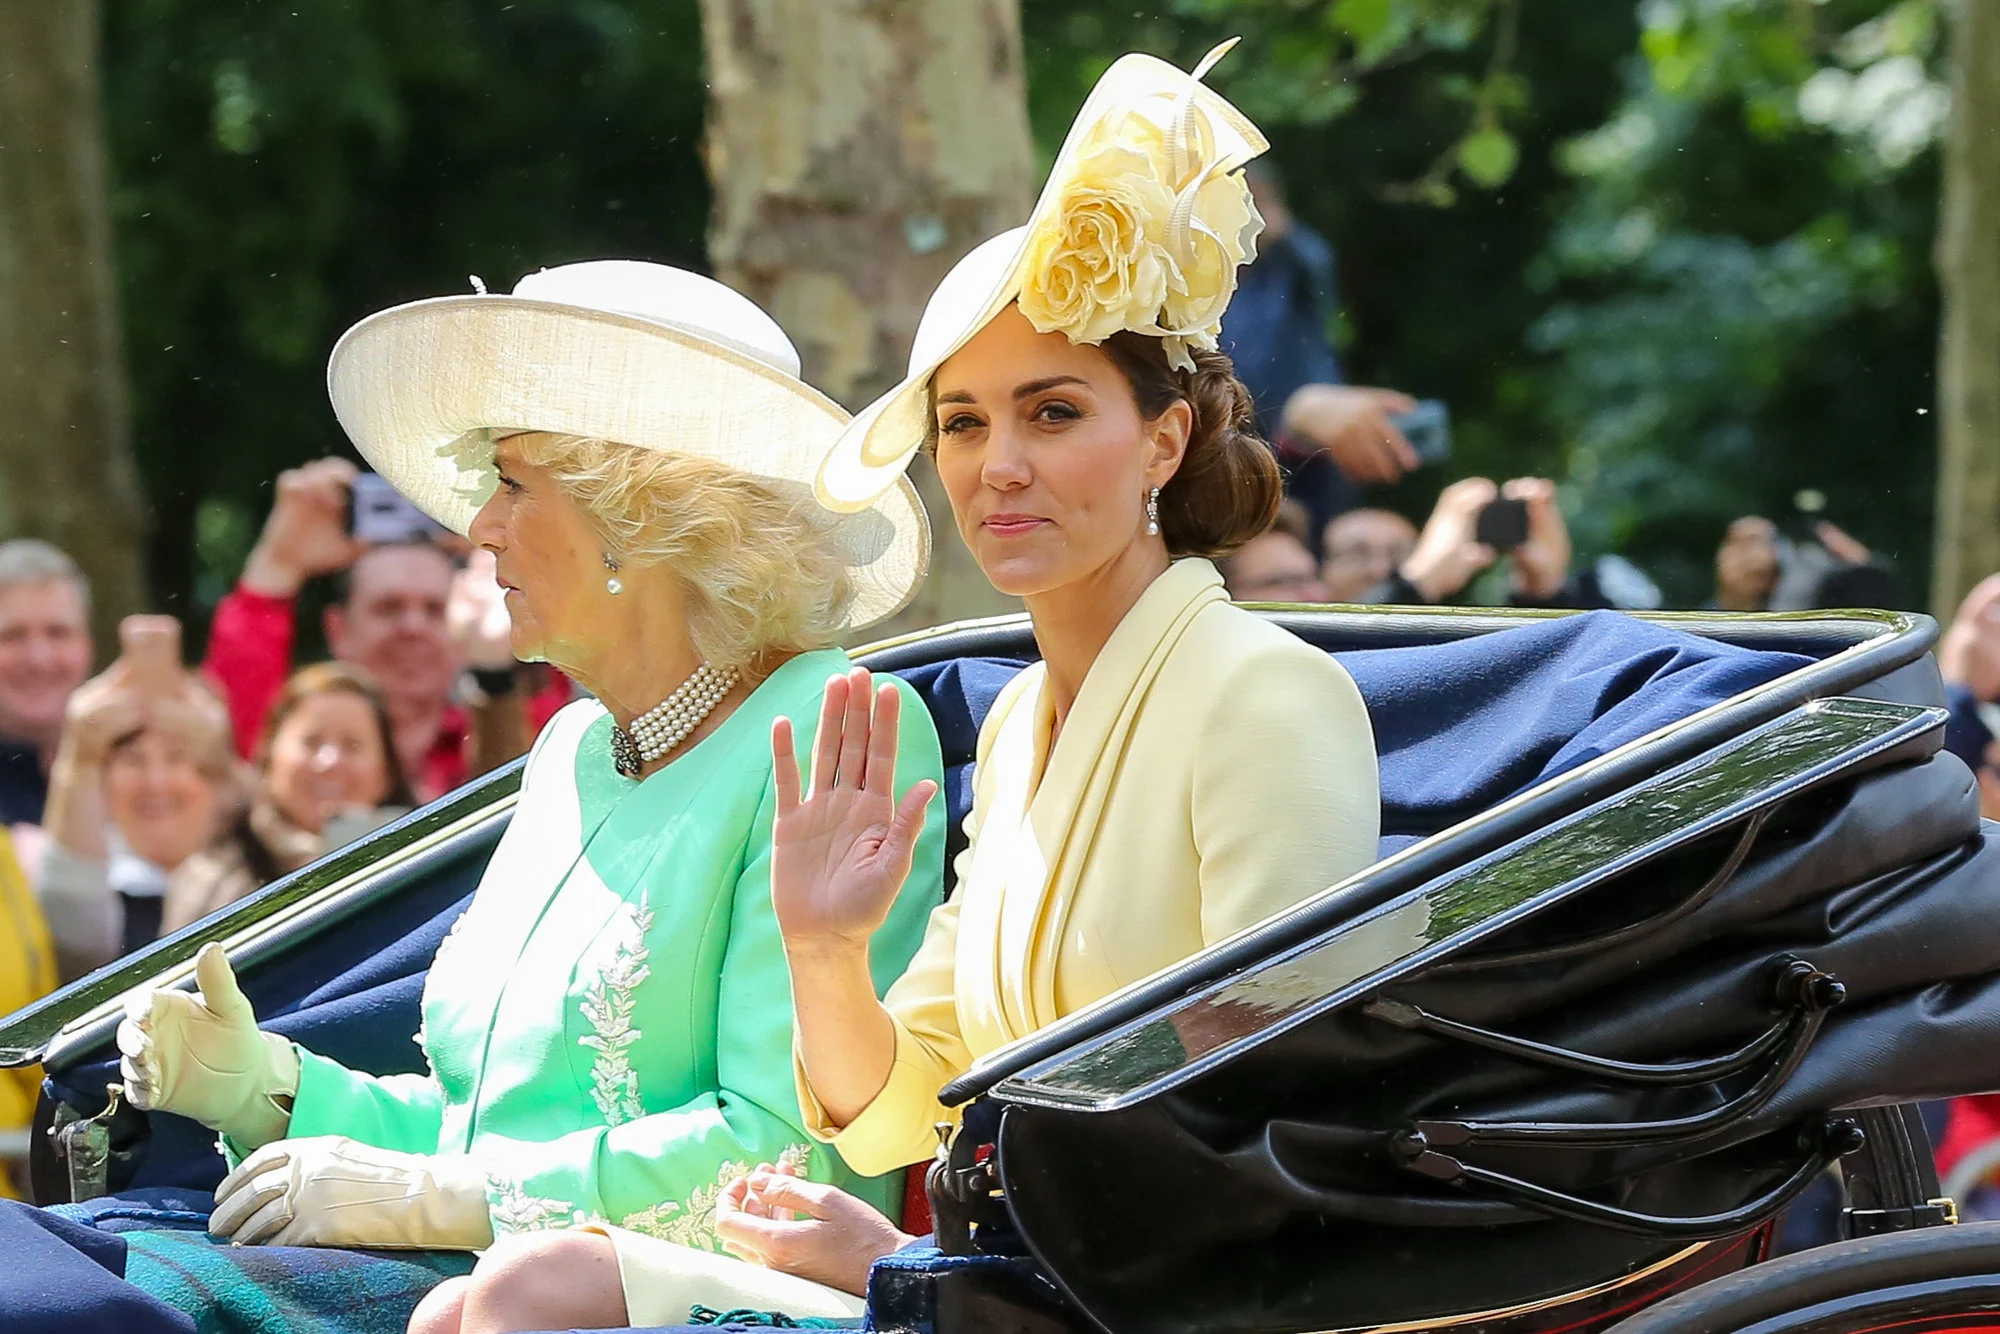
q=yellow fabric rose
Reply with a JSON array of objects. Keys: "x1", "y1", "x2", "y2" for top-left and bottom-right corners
[
  {"x1": 1017, "y1": 141, "x2": 1176, "y2": 346},
  {"x1": 1015, "y1": 95, "x2": 1263, "y2": 370}
]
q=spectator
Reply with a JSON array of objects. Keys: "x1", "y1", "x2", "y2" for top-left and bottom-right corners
[
  {"x1": 1350, "y1": 478, "x2": 1581, "y2": 608},
  {"x1": 1933, "y1": 577, "x2": 2000, "y2": 1209},
  {"x1": 1219, "y1": 500, "x2": 1331, "y2": 603},
  {"x1": 1712, "y1": 515, "x2": 1890, "y2": 612},
  {"x1": 203, "y1": 458, "x2": 566, "y2": 804},
  {"x1": 37, "y1": 617, "x2": 239, "y2": 975},
  {"x1": 1321, "y1": 508, "x2": 1419, "y2": 603},
  {"x1": 161, "y1": 660, "x2": 414, "y2": 934},
  {"x1": 0, "y1": 540, "x2": 94, "y2": 835},
  {"x1": 1220, "y1": 161, "x2": 1421, "y2": 547},
  {"x1": 1714, "y1": 517, "x2": 1782, "y2": 611},
  {"x1": 0, "y1": 826, "x2": 55, "y2": 1198},
  {"x1": 1938, "y1": 574, "x2": 2000, "y2": 819}
]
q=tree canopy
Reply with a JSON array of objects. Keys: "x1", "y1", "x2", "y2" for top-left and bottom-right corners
[{"x1": 90, "y1": 0, "x2": 1949, "y2": 628}]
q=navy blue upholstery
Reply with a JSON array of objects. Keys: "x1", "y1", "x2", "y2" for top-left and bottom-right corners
[
  {"x1": 52, "y1": 611, "x2": 1809, "y2": 1205},
  {"x1": 0, "y1": 1200, "x2": 194, "y2": 1334},
  {"x1": 900, "y1": 608, "x2": 1810, "y2": 863}
]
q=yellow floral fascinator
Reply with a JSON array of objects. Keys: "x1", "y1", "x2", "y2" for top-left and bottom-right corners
[
  {"x1": 815, "y1": 42, "x2": 1268, "y2": 514},
  {"x1": 1016, "y1": 42, "x2": 1265, "y2": 373}
]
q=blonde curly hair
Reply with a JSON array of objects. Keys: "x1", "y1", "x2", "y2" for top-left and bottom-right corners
[{"x1": 512, "y1": 432, "x2": 856, "y2": 672}]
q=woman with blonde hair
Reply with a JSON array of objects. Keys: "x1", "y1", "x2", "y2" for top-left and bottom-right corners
[
  {"x1": 16, "y1": 261, "x2": 949, "y2": 1332},
  {"x1": 439, "y1": 45, "x2": 1381, "y2": 1332}
]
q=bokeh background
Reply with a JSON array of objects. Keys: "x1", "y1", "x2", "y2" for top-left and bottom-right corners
[{"x1": 0, "y1": 0, "x2": 1979, "y2": 640}]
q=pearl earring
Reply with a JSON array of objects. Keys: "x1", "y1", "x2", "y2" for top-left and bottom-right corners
[
  {"x1": 1146, "y1": 486, "x2": 1161, "y2": 537},
  {"x1": 603, "y1": 551, "x2": 623, "y2": 596}
]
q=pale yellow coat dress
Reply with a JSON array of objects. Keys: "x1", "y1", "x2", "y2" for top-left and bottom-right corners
[{"x1": 611, "y1": 559, "x2": 1381, "y2": 1320}]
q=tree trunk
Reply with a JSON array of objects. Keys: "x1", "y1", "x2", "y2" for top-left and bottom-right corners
[
  {"x1": 699, "y1": 0, "x2": 1033, "y2": 637},
  {"x1": 1932, "y1": 0, "x2": 2000, "y2": 620},
  {"x1": 0, "y1": 0, "x2": 145, "y2": 649}
]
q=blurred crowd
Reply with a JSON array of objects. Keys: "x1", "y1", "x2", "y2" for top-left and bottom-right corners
[{"x1": 0, "y1": 459, "x2": 578, "y2": 1007}]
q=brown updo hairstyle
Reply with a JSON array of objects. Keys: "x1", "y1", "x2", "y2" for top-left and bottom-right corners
[{"x1": 1098, "y1": 331, "x2": 1282, "y2": 558}]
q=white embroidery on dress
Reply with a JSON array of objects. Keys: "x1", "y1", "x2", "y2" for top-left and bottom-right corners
[
  {"x1": 488, "y1": 1174, "x2": 574, "y2": 1234},
  {"x1": 615, "y1": 1145, "x2": 812, "y2": 1252},
  {"x1": 578, "y1": 904, "x2": 654, "y2": 1125}
]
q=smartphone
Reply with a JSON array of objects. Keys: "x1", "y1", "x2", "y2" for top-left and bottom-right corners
[
  {"x1": 348, "y1": 472, "x2": 447, "y2": 544},
  {"x1": 119, "y1": 615, "x2": 184, "y2": 697},
  {"x1": 1390, "y1": 400, "x2": 1451, "y2": 466},
  {"x1": 1475, "y1": 497, "x2": 1530, "y2": 550}
]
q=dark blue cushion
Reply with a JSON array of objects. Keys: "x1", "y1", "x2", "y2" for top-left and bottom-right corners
[{"x1": 0, "y1": 1199, "x2": 193, "y2": 1334}]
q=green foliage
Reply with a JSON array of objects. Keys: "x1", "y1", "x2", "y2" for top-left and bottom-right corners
[
  {"x1": 1025, "y1": 0, "x2": 1942, "y2": 606},
  {"x1": 101, "y1": 0, "x2": 1946, "y2": 626},
  {"x1": 101, "y1": 0, "x2": 708, "y2": 634},
  {"x1": 1532, "y1": 0, "x2": 1945, "y2": 602}
]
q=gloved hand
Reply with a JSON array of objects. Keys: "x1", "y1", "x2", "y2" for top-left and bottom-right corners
[
  {"x1": 210, "y1": 1136, "x2": 495, "y2": 1251},
  {"x1": 117, "y1": 942, "x2": 300, "y2": 1148}
]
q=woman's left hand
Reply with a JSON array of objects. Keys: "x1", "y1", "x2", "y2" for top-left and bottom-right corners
[
  {"x1": 211, "y1": 1136, "x2": 493, "y2": 1250},
  {"x1": 714, "y1": 1164, "x2": 914, "y2": 1297}
]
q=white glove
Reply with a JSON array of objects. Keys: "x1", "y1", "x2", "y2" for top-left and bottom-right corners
[
  {"x1": 117, "y1": 942, "x2": 300, "y2": 1148},
  {"x1": 210, "y1": 1135, "x2": 495, "y2": 1251}
]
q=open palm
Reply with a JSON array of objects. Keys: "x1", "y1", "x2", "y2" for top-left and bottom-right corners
[{"x1": 771, "y1": 669, "x2": 937, "y2": 951}]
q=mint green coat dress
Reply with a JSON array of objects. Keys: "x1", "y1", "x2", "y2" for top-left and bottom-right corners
[{"x1": 281, "y1": 650, "x2": 946, "y2": 1247}]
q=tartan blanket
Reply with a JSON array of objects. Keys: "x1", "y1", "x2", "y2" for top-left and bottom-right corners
[{"x1": 120, "y1": 1230, "x2": 473, "y2": 1334}]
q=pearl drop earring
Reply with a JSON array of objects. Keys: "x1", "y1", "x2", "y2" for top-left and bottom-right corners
[
  {"x1": 603, "y1": 551, "x2": 623, "y2": 596},
  {"x1": 1146, "y1": 486, "x2": 1161, "y2": 537}
]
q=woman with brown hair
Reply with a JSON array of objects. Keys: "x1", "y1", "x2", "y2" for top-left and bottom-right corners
[
  {"x1": 160, "y1": 660, "x2": 414, "y2": 932},
  {"x1": 430, "y1": 43, "x2": 1381, "y2": 1332}
]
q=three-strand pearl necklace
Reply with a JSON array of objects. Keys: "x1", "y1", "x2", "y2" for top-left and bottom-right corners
[{"x1": 611, "y1": 662, "x2": 740, "y2": 778}]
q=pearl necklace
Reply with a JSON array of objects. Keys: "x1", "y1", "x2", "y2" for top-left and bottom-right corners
[{"x1": 611, "y1": 662, "x2": 740, "y2": 778}]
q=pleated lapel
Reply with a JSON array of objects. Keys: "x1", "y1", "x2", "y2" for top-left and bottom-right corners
[{"x1": 970, "y1": 560, "x2": 1227, "y2": 1042}]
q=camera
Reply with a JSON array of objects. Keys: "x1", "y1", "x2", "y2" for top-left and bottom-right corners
[{"x1": 347, "y1": 472, "x2": 447, "y2": 545}]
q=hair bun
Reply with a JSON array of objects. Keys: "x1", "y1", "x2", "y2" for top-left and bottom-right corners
[{"x1": 1103, "y1": 334, "x2": 1282, "y2": 558}]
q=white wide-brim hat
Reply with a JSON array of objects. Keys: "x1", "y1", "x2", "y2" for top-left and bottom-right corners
[
  {"x1": 815, "y1": 43, "x2": 1268, "y2": 514},
  {"x1": 327, "y1": 260, "x2": 929, "y2": 633}
]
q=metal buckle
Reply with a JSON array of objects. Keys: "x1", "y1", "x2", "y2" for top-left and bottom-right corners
[{"x1": 49, "y1": 1083, "x2": 123, "y2": 1204}]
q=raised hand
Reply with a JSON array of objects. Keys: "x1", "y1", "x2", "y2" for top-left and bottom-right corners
[
  {"x1": 240, "y1": 458, "x2": 364, "y2": 598},
  {"x1": 59, "y1": 664, "x2": 149, "y2": 768},
  {"x1": 1503, "y1": 477, "x2": 1572, "y2": 601},
  {"x1": 446, "y1": 548, "x2": 518, "y2": 671},
  {"x1": 1279, "y1": 384, "x2": 1420, "y2": 485},
  {"x1": 769, "y1": 669, "x2": 937, "y2": 955},
  {"x1": 1400, "y1": 477, "x2": 1499, "y2": 603}
]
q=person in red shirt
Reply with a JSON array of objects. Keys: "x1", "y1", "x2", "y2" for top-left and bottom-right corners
[{"x1": 203, "y1": 458, "x2": 568, "y2": 803}]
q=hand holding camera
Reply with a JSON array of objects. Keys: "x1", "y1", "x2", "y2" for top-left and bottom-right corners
[
  {"x1": 239, "y1": 458, "x2": 448, "y2": 599},
  {"x1": 62, "y1": 617, "x2": 232, "y2": 769},
  {"x1": 1279, "y1": 385, "x2": 1421, "y2": 484},
  {"x1": 241, "y1": 458, "x2": 367, "y2": 598},
  {"x1": 447, "y1": 548, "x2": 517, "y2": 673},
  {"x1": 1400, "y1": 478, "x2": 1500, "y2": 602},
  {"x1": 1501, "y1": 478, "x2": 1571, "y2": 602},
  {"x1": 1398, "y1": 477, "x2": 1572, "y2": 605}
]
